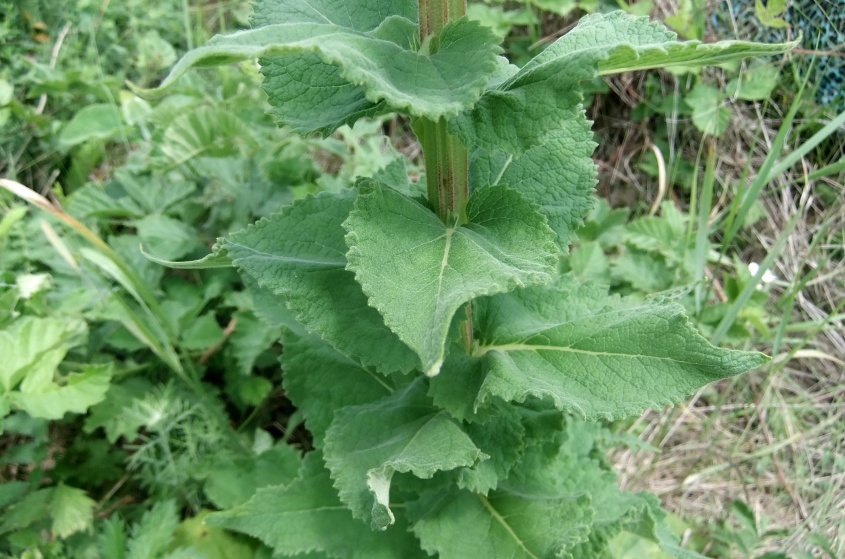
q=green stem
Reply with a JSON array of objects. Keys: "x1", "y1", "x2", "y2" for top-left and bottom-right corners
[
  {"x1": 417, "y1": 0, "x2": 474, "y2": 352},
  {"x1": 418, "y1": 118, "x2": 469, "y2": 225}
]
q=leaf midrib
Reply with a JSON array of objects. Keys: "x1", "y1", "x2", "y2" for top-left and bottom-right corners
[
  {"x1": 474, "y1": 342, "x2": 713, "y2": 367},
  {"x1": 477, "y1": 494, "x2": 539, "y2": 559}
]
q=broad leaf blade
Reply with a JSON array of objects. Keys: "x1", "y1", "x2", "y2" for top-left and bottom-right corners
[
  {"x1": 324, "y1": 380, "x2": 483, "y2": 529},
  {"x1": 472, "y1": 276, "x2": 768, "y2": 420},
  {"x1": 470, "y1": 119, "x2": 597, "y2": 249},
  {"x1": 344, "y1": 182, "x2": 557, "y2": 376},
  {"x1": 412, "y1": 489, "x2": 593, "y2": 559},
  {"x1": 207, "y1": 453, "x2": 426, "y2": 559},
  {"x1": 282, "y1": 332, "x2": 397, "y2": 443},
  {"x1": 224, "y1": 191, "x2": 418, "y2": 375},
  {"x1": 251, "y1": 0, "x2": 418, "y2": 30},
  {"x1": 454, "y1": 11, "x2": 796, "y2": 155},
  {"x1": 140, "y1": 16, "x2": 501, "y2": 123}
]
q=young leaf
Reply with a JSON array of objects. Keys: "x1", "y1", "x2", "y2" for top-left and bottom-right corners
[
  {"x1": 344, "y1": 182, "x2": 558, "y2": 376},
  {"x1": 50, "y1": 484, "x2": 96, "y2": 539},
  {"x1": 127, "y1": 500, "x2": 180, "y2": 559},
  {"x1": 224, "y1": 190, "x2": 418, "y2": 374},
  {"x1": 282, "y1": 332, "x2": 396, "y2": 444},
  {"x1": 206, "y1": 453, "x2": 427, "y2": 559},
  {"x1": 324, "y1": 380, "x2": 484, "y2": 530},
  {"x1": 471, "y1": 276, "x2": 768, "y2": 420}
]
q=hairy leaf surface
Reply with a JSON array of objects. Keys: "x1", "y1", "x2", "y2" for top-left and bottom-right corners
[
  {"x1": 344, "y1": 182, "x2": 557, "y2": 376},
  {"x1": 470, "y1": 120, "x2": 597, "y2": 249},
  {"x1": 207, "y1": 453, "x2": 426, "y2": 558},
  {"x1": 471, "y1": 277, "x2": 767, "y2": 419},
  {"x1": 324, "y1": 380, "x2": 483, "y2": 530},
  {"x1": 455, "y1": 11, "x2": 797, "y2": 155},
  {"x1": 224, "y1": 191, "x2": 417, "y2": 374},
  {"x1": 141, "y1": 12, "x2": 501, "y2": 125},
  {"x1": 282, "y1": 332, "x2": 397, "y2": 443},
  {"x1": 412, "y1": 489, "x2": 593, "y2": 559}
]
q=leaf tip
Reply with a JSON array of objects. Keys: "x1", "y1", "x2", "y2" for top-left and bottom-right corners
[{"x1": 425, "y1": 357, "x2": 444, "y2": 378}]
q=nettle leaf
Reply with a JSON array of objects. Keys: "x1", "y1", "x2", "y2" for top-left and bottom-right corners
[
  {"x1": 471, "y1": 276, "x2": 767, "y2": 420},
  {"x1": 412, "y1": 489, "x2": 593, "y2": 559},
  {"x1": 207, "y1": 452, "x2": 427, "y2": 559},
  {"x1": 344, "y1": 181, "x2": 557, "y2": 376},
  {"x1": 324, "y1": 379, "x2": 483, "y2": 530},
  {"x1": 470, "y1": 118, "x2": 597, "y2": 249},
  {"x1": 224, "y1": 191, "x2": 418, "y2": 375},
  {"x1": 282, "y1": 332, "x2": 397, "y2": 443},
  {"x1": 142, "y1": 2, "x2": 502, "y2": 126},
  {"x1": 454, "y1": 11, "x2": 796, "y2": 155}
]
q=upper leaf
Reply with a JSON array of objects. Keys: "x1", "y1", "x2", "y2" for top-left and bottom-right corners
[
  {"x1": 251, "y1": 0, "x2": 418, "y2": 29},
  {"x1": 344, "y1": 181, "x2": 558, "y2": 376},
  {"x1": 470, "y1": 276, "x2": 768, "y2": 420},
  {"x1": 324, "y1": 380, "x2": 483, "y2": 530},
  {"x1": 470, "y1": 118, "x2": 597, "y2": 249},
  {"x1": 139, "y1": 6, "x2": 502, "y2": 128},
  {"x1": 453, "y1": 11, "x2": 797, "y2": 155},
  {"x1": 207, "y1": 452, "x2": 427, "y2": 559},
  {"x1": 224, "y1": 191, "x2": 418, "y2": 375}
]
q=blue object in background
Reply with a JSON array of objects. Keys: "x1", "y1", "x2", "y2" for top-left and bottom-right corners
[{"x1": 710, "y1": 0, "x2": 844, "y2": 112}]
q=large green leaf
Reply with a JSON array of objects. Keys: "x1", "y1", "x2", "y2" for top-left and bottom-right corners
[
  {"x1": 282, "y1": 332, "x2": 397, "y2": 443},
  {"x1": 411, "y1": 489, "x2": 593, "y2": 559},
  {"x1": 456, "y1": 404, "x2": 525, "y2": 494},
  {"x1": 324, "y1": 380, "x2": 483, "y2": 530},
  {"x1": 470, "y1": 276, "x2": 767, "y2": 420},
  {"x1": 207, "y1": 453, "x2": 427, "y2": 559},
  {"x1": 251, "y1": 0, "x2": 417, "y2": 29},
  {"x1": 140, "y1": 7, "x2": 501, "y2": 124},
  {"x1": 453, "y1": 11, "x2": 796, "y2": 155},
  {"x1": 470, "y1": 119, "x2": 597, "y2": 249},
  {"x1": 344, "y1": 182, "x2": 557, "y2": 376},
  {"x1": 224, "y1": 191, "x2": 417, "y2": 375},
  {"x1": 252, "y1": 0, "x2": 418, "y2": 134}
]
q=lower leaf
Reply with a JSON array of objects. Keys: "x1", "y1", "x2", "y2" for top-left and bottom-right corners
[
  {"x1": 324, "y1": 380, "x2": 484, "y2": 530},
  {"x1": 206, "y1": 453, "x2": 426, "y2": 559},
  {"x1": 472, "y1": 276, "x2": 768, "y2": 420}
]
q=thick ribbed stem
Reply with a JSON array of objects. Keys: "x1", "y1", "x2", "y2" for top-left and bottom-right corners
[{"x1": 417, "y1": 0, "x2": 474, "y2": 353}]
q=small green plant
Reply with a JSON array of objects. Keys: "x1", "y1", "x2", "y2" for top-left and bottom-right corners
[{"x1": 136, "y1": 0, "x2": 796, "y2": 556}]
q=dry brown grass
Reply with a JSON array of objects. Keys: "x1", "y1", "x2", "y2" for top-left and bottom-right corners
[{"x1": 592, "y1": 6, "x2": 845, "y2": 554}]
